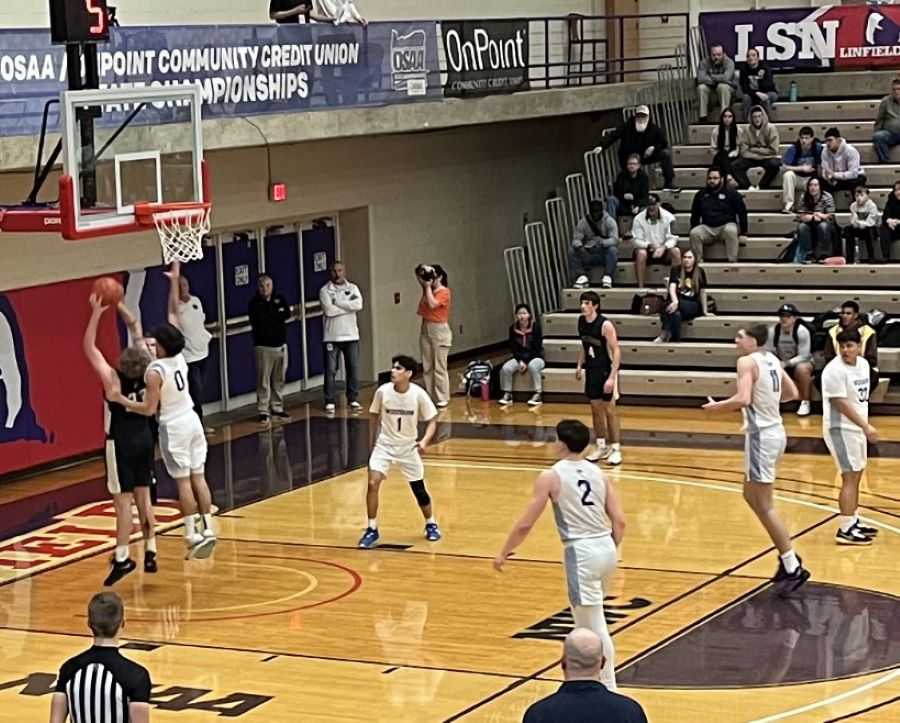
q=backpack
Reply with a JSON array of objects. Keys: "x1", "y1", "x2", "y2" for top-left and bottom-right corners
[
  {"x1": 777, "y1": 236, "x2": 798, "y2": 263},
  {"x1": 461, "y1": 360, "x2": 493, "y2": 397},
  {"x1": 631, "y1": 293, "x2": 666, "y2": 315},
  {"x1": 877, "y1": 317, "x2": 900, "y2": 347}
]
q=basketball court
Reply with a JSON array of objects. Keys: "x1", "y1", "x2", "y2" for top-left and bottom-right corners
[{"x1": 1, "y1": 401, "x2": 899, "y2": 721}]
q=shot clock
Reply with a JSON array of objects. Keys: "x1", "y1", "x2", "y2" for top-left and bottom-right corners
[{"x1": 49, "y1": 0, "x2": 111, "y2": 44}]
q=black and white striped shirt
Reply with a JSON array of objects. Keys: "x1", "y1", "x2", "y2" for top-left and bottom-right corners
[{"x1": 55, "y1": 646, "x2": 151, "y2": 722}]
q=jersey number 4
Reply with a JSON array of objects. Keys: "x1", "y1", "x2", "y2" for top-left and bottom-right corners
[
  {"x1": 174, "y1": 370, "x2": 186, "y2": 392},
  {"x1": 577, "y1": 480, "x2": 595, "y2": 506}
]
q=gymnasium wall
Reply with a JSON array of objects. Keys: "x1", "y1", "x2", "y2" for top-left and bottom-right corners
[
  {"x1": 0, "y1": 1, "x2": 605, "y2": 29},
  {"x1": 0, "y1": 113, "x2": 602, "y2": 476}
]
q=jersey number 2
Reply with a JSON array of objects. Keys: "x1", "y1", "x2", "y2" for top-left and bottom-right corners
[
  {"x1": 174, "y1": 370, "x2": 186, "y2": 392},
  {"x1": 577, "y1": 480, "x2": 595, "y2": 506}
]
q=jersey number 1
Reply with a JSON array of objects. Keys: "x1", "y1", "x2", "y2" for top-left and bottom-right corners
[
  {"x1": 577, "y1": 480, "x2": 595, "y2": 506},
  {"x1": 174, "y1": 370, "x2": 186, "y2": 392},
  {"x1": 769, "y1": 369, "x2": 780, "y2": 393}
]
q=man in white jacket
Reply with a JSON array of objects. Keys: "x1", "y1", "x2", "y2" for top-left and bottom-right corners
[
  {"x1": 320, "y1": 261, "x2": 364, "y2": 413},
  {"x1": 631, "y1": 195, "x2": 681, "y2": 289}
]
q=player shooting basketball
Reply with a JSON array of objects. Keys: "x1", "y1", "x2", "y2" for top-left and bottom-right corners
[{"x1": 83, "y1": 289, "x2": 159, "y2": 586}]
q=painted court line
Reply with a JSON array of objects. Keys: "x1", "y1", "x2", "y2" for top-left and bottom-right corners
[{"x1": 426, "y1": 459, "x2": 900, "y2": 721}]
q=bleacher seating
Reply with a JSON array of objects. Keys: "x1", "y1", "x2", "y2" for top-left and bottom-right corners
[{"x1": 528, "y1": 75, "x2": 900, "y2": 407}]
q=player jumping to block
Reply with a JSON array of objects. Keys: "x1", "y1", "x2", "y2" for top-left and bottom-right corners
[
  {"x1": 703, "y1": 325, "x2": 810, "y2": 594},
  {"x1": 112, "y1": 264, "x2": 216, "y2": 559},
  {"x1": 358, "y1": 355, "x2": 441, "y2": 549},
  {"x1": 84, "y1": 294, "x2": 159, "y2": 586}
]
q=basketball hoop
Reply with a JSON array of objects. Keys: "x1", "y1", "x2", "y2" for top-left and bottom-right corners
[{"x1": 135, "y1": 201, "x2": 210, "y2": 264}]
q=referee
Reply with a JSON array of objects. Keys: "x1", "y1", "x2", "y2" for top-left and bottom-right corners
[{"x1": 50, "y1": 592, "x2": 152, "y2": 723}]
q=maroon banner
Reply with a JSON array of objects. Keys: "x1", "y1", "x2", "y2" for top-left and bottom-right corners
[
  {"x1": 700, "y1": 4, "x2": 900, "y2": 70},
  {"x1": 1, "y1": 277, "x2": 123, "y2": 476}
]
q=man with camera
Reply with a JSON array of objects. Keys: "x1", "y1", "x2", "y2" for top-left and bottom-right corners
[
  {"x1": 320, "y1": 261, "x2": 364, "y2": 414},
  {"x1": 416, "y1": 264, "x2": 452, "y2": 408}
]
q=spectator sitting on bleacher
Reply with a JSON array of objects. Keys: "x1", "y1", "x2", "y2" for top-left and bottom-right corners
[
  {"x1": 316, "y1": 0, "x2": 367, "y2": 25},
  {"x1": 844, "y1": 185, "x2": 882, "y2": 263},
  {"x1": 781, "y1": 127, "x2": 823, "y2": 214},
  {"x1": 793, "y1": 178, "x2": 836, "y2": 263},
  {"x1": 571, "y1": 200, "x2": 620, "y2": 289},
  {"x1": 689, "y1": 166, "x2": 748, "y2": 264},
  {"x1": 597, "y1": 105, "x2": 679, "y2": 192},
  {"x1": 697, "y1": 44, "x2": 736, "y2": 122},
  {"x1": 872, "y1": 78, "x2": 900, "y2": 164},
  {"x1": 607, "y1": 154, "x2": 650, "y2": 227},
  {"x1": 878, "y1": 180, "x2": 900, "y2": 262},
  {"x1": 710, "y1": 108, "x2": 740, "y2": 188},
  {"x1": 821, "y1": 128, "x2": 867, "y2": 195},
  {"x1": 498, "y1": 304, "x2": 544, "y2": 407},
  {"x1": 655, "y1": 249, "x2": 707, "y2": 343},
  {"x1": 768, "y1": 303, "x2": 814, "y2": 417},
  {"x1": 731, "y1": 106, "x2": 781, "y2": 190},
  {"x1": 269, "y1": 0, "x2": 312, "y2": 23},
  {"x1": 824, "y1": 301, "x2": 879, "y2": 384},
  {"x1": 631, "y1": 194, "x2": 681, "y2": 289},
  {"x1": 739, "y1": 48, "x2": 777, "y2": 122}
]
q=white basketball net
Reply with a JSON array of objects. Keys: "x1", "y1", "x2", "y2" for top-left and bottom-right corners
[{"x1": 153, "y1": 207, "x2": 210, "y2": 264}]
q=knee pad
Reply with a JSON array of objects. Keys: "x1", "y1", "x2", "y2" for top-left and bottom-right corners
[{"x1": 409, "y1": 480, "x2": 431, "y2": 507}]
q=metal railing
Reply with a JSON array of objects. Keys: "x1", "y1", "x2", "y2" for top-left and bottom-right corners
[{"x1": 505, "y1": 43, "x2": 696, "y2": 314}]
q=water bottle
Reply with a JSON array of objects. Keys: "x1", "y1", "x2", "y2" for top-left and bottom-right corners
[
  {"x1": 480, "y1": 379, "x2": 490, "y2": 401},
  {"x1": 789, "y1": 81, "x2": 798, "y2": 102}
]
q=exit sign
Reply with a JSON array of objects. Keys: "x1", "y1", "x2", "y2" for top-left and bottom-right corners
[{"x1": 270, "y1": 183, "x2": 287, "y2": 202}]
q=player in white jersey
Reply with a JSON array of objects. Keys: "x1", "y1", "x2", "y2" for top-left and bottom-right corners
[
  {"x1": 112, "y1": 266, "x2": 216, "y2": 559},
  {"x1": 494, "y1": 419, "x2": 625, "y2": 690},
  {"x1": 358, "y1": 355, "x2": 440, "y2": 549},
  {"x1": 821, "y1": 327, "x2": 879, "y2": 545},
  {"x1": 704, "y1": 325, "x2": 810, "y2": 593}
]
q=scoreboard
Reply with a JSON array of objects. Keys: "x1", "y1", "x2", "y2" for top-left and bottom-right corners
[{"x1": 49, "y1": 0, "x2": 110, "y2": 44}]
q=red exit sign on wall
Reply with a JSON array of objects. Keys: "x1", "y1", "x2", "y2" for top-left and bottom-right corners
[{"x1": 270, "y1": 183, "x2": 287, "y2": 202}]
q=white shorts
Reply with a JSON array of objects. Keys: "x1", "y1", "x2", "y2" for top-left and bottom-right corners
[
  {"x1": 369, "y1": 444, "x2": 424, "y2": 482},
  {"x1": 159, "y1": 412, "x2": 207, "y2": 479},
  {"x1": 562, "y1": 536, "x2": 618, "y2": 607},
  {"x1": 825, "y1": 427, "x2": 867, "y2": 473},
  {"x1": 745, "y1": 425, "x2": 786, "y2": 484}
]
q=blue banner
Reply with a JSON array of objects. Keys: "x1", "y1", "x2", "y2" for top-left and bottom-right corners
[{"x1": 0, "y1": 22, "x2": 440, "y2": 137}]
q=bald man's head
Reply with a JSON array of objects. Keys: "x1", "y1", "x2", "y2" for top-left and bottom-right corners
[{"x1": 562, "y1": 627, "x2": 605, "y2": 679}]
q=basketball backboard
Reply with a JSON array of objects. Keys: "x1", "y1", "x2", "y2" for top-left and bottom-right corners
[{"x1": 55, "y1": 83, "x2": 207, "y2": 240}]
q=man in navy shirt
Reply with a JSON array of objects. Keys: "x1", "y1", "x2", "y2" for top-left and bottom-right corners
[{"x1": 523, "y1": 628, "x2": 647, "y2": 723}]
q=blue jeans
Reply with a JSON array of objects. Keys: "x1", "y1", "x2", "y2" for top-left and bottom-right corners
[
  {"x1": 569, "y1": 244, "x2": 618, "y2": 282},
  {"x1": 873, "y1": 129, "x2": 900, "y2": 163},
  {"x1": 794, "y1": 222, "x2": 834, "y2": 262},
  {"x1": 324, "y1": 340, "x2": 360, "y2": 404}
]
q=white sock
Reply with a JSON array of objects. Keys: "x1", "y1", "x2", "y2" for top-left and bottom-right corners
[
  {"x1": 184, "y1": 515, "x2": 197, "y2": 539},
  {"x1": 780, "y1": 549, "x2": 799, "y2": 574},
  {"x1": 597, "y1": 438, "x2": 607, "y2": 449},
  {"x1": 426, "y1": 516, "x2": 436, "y2": 525},
  {"x1": 611, "y1": 442, "x2": 621, "y2": 452},
  {"x1": 839, "y1": 515, "x2": 857, "y2": 533},
  {"x1": 202, "y1": 513, "x2": 214, "y2": 531},
  {"x1": 145, "y1": 537, "x2": 157, "y2": 554},
  {"x1": 368, "y1": 518, "x2": 378, "y2": 530},
  {"x1": 115, "y1": 545, "x2": 129, "y2": 563}
]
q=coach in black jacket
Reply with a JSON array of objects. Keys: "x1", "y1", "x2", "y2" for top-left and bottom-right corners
[
  {"x1": 689, "y1": 166, "x2": 749, "y2": 263},
  {"x1": 598, "y1": 105, "x2": 679, "y2": 192}
]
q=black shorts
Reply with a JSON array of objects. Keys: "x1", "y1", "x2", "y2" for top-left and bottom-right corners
[
  {"x1": 785, "y1": 362, "x2": 812, "y2": 379},
  {"x1": 633, "y1": 248, "x2": 675, "y2": 265},
  {"x1": 105, "y1": 438, "x2": 154, "y2": 494},
  {"x1": 585, "y1": 367, "x2": 614, "y2": 401}
]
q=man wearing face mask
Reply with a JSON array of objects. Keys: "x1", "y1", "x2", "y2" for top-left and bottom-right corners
[
  {"x1": 570, "y1": 200, "x2": 620, "y2": 289},
  {"x1": 597, "y1": 106, "x2": 679, "y2": 193}
]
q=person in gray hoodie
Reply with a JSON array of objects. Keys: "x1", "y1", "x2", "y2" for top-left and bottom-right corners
[
  {"x1": 570, "y1": 200, "x2": 620, "y2": 289},
  {"x1": 731, "y1": 105, "x2": 781, "y2": 190},
  {"x1": 872, "y1": 79, "x2": 900, "y2": 164},
  {"x1": 821, "y1": 127, "x2": 867, "y2": 195},
  {"x1": 696, "y1": 45, "x2": 737, "y2": 121}
]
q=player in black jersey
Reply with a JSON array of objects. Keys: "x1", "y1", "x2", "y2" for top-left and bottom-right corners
[
  {"x1": 84, "y1": 294, "x2": 158, "y2": 586},
  {"x1": 575, "y1": 291, "x2": 623, "y2": 465}
]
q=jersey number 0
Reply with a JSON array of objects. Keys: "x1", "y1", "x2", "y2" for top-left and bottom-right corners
[{"x1": 174, "y1": 370, "x2": 186, "y2": 392}]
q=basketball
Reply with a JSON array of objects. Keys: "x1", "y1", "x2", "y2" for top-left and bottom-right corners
[{"x1": 92, "y1": 276, "x2": 124, "y2": 306}]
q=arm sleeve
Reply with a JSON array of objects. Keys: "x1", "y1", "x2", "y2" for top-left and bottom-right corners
[
  {"x1": 820, "y1": 149, "x2": 834, "y2": 176},
  {"x1": 690, "y1": 192, "x2": 702, "y2": 229},
  {"x1": 709, "y1": 126, "x2": 719, "y2": 152},
  {"x1": 850, "y1": 202, "x2": 860, "y2": 226},
  {"x1": 612, "y1": 173, "x2": 625, "y2": 199},
  {"x1": 55, "y1": 662, "x2": 72, "y2": 693},
  {"x1": 335, "y1": 285, "x2": 364, "y2": 311},
  {"x1": 532, "y1": 322, "x2": 544, "y2": 357},
  {"x1": 821, "y1": 365, "x2": 845, "y2": 400},
  {"x1": 875, "y1": 99, "x2": 887, "y2": 131},
  {"x1": 737, "y1": 128, "x2": 750, "y2": 156},
  {"x1": 279, "y1": 296, "x2": 292, "y2": 321},
  {"x1": 696, "y1": 60, "x2": 711, "y2": 85},
  {"x1": 418, "y1": 388, "x2": 438, "y2": 421},
  {"x1": 601, "y1": 123, "x2": 624, "y2": 149},
  {"x1": 782, "y1": 145, "x2": 796, "y2": 166},
  {"x1": 824, "y1": 193, "x2": 836, "y2": 214},
  {"x1": 738, "y1": 65, "x2": 750, "y2": 95},
  {"x1": 866, "y1": 331, "x2": 879, "y2": 368},
  {"x1": 835, "y1": 147, "x2": 861, "y2": 180},
  {"x1": 636, "y1": 173, "x2": 650, "y2": 206},
  {"x1": 572, "y1": 219, "x2": 586, "y2": 247},
  {"x1": 605, "y1": 215, "x2": 619, "y2": 240},
  {"x1": 247, "y1": 298, "x2": 258, "y2": 328},
  {"x1": 368, "y1": 387, "x2": 382, "y2": 415},
  {"x1": 767, "y1": 127, "x2": 780, "y2": 156},
  {"x1": 508, "y1": 326, "x2": 522, "y2": 357},
  {"x1": 790, "y1": 326, "x2": 812, "y2": 365},
  {"x1": 631, "y1": 215, "x2": 648, "y2": 249},
  {"x1": 434, "y1": 288, "x2": 450, "y2": 309},
  {"x1": 319, "y1": 286, "x2": 343, "y2": 318},
  {"x1": 664, "y1": 219, "x2": 678, "y2": 248},
  {"x1": 127, "y1": 667, "x2": 152, "y2": 704},
  {"x1": 656, "y1": 126, "x2": 670, "y2": 151},
  {"x1": 734, "y1": 193, "x2": 749, "y2": 234},
  {"x1": 722, "y1": 58, "x2": 736, "y2": 85}
]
